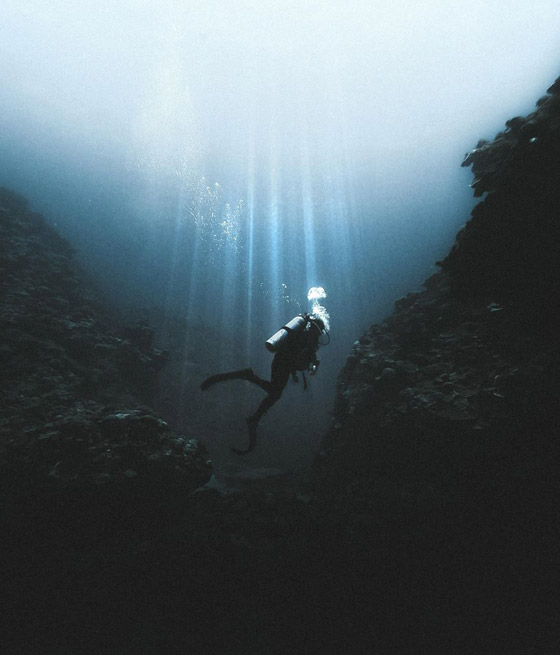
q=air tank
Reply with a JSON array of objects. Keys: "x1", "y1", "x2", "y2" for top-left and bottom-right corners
[{"x1": 265, "y1": 315, "x2": 307, "y2": 352}]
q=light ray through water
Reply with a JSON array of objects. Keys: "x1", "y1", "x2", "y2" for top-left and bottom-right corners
[
  {"x1": 245, "y1": 134, "x2": 256, "y2": 361},
  {"x1": 300, "y1": 123, "x2": 318, "y2": 294},
  {"x1": 267, "y1": 125, "x2": 282, "y2": 330}
]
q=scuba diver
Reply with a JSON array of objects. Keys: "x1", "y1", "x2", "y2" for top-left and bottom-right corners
[{"x1": 200, "y1": 313, "x2": 329, "y2": 455}]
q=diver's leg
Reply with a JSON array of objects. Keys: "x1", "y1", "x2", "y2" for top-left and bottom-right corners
[
  {"x1": 247, "y1": 358, "x2": 290, "y2": 423},
  {"x1": 245, "y1": 372, "x2": 274, "y2": 394},
  {"x1": 231, "y1": 360, "x2": 291, "y2": 455}
]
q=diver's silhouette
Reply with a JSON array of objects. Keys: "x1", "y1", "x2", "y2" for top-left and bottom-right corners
[{"x1": 200, "y1": 314, "x2": 328, "y2": 455}]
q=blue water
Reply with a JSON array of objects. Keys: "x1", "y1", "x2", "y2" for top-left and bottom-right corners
[{"x1": 2, "y1": 1, "x2": 559, "y2": 468}]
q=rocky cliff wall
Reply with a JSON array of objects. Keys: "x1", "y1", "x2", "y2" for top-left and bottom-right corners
[
  {"x1": 442, "y1": 76, "x2": 560, "y2": 327},
  {"x1": 0, "y1": 188, "x2": 211, "y2": 542},
  {"x1": 318, "y1": 77, "x2": 560, "y2": 490},
  {"x1": 308, "y1": 79, "x2": 560, "y2": 650}
]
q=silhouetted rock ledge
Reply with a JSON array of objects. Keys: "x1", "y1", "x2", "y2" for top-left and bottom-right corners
[
  {"x1": 317, "y1": 77, "x2": 560, "y2": 488},
  {"x1": 441, "y1": 75, "x2": 560, "y2": 324},
  {"x1": 0, "y1": 188, "x2": 211, "y2": 539},
  {"x1": 309, "y1": 79, "x2": 560, "y2": 650}
]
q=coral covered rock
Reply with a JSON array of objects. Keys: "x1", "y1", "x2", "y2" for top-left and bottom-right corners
[
  {"x1": 0, "y1": 188, "x2": 211, "y2": 530},
  {"x1": 440, "y1": 79, "x2": 560, "y2": 328}
]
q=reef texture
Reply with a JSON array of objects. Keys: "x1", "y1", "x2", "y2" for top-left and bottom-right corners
[
  {"x1": 0, "y1": 188, "x2": 211, "y2": 530},
  {"x1": 441, "y1": 77, "x2": 560, "y2": 325}
]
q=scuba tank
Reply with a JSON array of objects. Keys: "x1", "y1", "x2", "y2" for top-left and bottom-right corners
[{"x1": 265, "y1": 315, "x2": 307, "y2": 352}]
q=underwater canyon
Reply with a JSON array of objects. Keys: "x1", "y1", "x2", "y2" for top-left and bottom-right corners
[{"x1": 2, "y1": 73, "x2": 560, "y2": 653}]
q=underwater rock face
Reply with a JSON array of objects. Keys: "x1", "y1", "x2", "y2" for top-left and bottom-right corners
[
  {"x1": 0, "y1": 188, "x2": 211, "y2": 526},
  {"x1": 320, "y1": 270, "x2": 558, "y2": 471},
  {"x1": 318, "y1": 81, "x2": 560, "y2": 469},
  {"x1": 318, "y1": 77, "x2": 560, "y2": 487},
  {"x1": 309, "y1": 79, "x2": 560, "y2": 650},
  {"x1": 440, "y1": 77, "x2": 560, "y2": 327}
]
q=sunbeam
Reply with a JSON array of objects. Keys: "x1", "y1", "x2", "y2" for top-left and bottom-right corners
[{"x1": 300, "y1": 123, "x2": 318, "y2": 293}]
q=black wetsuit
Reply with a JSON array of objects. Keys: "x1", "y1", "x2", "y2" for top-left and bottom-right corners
[
  {"x1": 249, "y1": 330, "x2": 318, "y2": 420},
  {"x1": 200, "y1": 323, "x2": 320, "y2": 454}
]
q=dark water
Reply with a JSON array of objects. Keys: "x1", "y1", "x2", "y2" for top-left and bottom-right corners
[{"x1": 1, "y1": 2, "x2": 559, "y2": 469}]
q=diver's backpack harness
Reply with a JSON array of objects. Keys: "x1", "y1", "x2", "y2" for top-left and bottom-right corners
[{"x1": 265, "y1": 314, "x2": 327, "y2": 391}]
